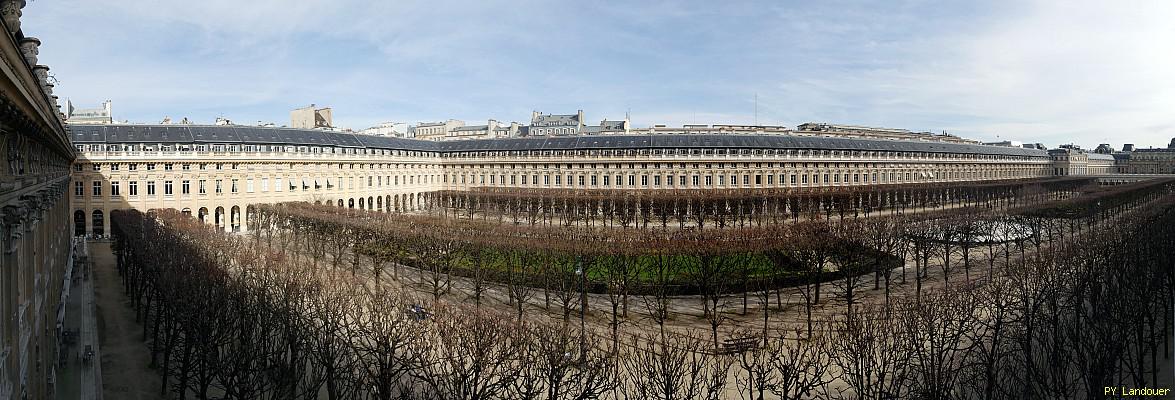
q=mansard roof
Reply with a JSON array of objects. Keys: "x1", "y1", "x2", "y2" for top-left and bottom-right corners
[{"x1": 70, "y1": 124, "x2": 1047, "y2": 157}]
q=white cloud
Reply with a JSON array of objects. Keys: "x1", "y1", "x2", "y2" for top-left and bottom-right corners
[
  {"x1": 21, "y1": 0, "x2": 1175, "y2": 148},
  {"x1": 771, "y1": 0, "x2": 1175, "y2": 147}
]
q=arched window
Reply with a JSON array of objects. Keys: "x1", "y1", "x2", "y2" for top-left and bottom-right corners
[
  {"x1": 74, "y1": 210, "x2": 86, "y2": 236},
  {"x1": 91, "y1": 210, "x2": 104, "y2": 237}
]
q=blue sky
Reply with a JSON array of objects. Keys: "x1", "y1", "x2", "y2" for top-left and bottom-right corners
[{"x1": 25, "y1": 0, "x2": 1175, "y2": 148}]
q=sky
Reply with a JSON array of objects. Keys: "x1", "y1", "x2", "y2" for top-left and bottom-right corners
[{"x1": 24, "y1": 0, "x2": 1175, "y2": 148}]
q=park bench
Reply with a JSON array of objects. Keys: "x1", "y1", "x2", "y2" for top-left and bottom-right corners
[{"x1": 719, "y1": 336, "x2": 760, "y2": 354}]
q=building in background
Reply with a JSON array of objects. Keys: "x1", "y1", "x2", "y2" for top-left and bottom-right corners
[
  {"x1": 983, "y1": 140, "x2": 1023, "y2": 148},
  {"x1": 1049, "y1": 146, "x2": 1115, "y2": 176},
  {"x1": 290, "y1": 104, "x2": 333, "y2": 129},
  {"x1": 446, "y1": 120, "x2": 522, "y2": 141},
  {"x1": 1121, "y1": 147, "x2": 1175, "y2": 174},
  {"x1": 65, "y1": 99, "x2": 113, "y2": 124},
  {"x1": 581, "y1": 117, "x2": 631, "y2": 135},
  {"x1": 0, "y1": 3, "x2": 76, "y2": 399},
  {"x1": 359, "y1": 122, "x2": 410, "y2": 137},
  {"x1": 414, "y1": 119, "x2": 466, "y2": 141},
  {"x1": 796, "y1": 122, "x2": 980, "y2": 144},
  {"x1": 528, "y1": 110, "x2": 584, "y2": 136}
]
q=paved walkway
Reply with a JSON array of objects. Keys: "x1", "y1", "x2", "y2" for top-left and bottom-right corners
[
  {"x1": 90, "y1": 241, "x2": 161, "y2": 399},
  {"x1": 55, "y1": 239, "x2": 101, "y2": 400}
]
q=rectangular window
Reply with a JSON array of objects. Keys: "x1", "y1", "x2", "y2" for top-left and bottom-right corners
[
  {"x1": 129, "y1": 164, "x2": 138, "y2": 171},
  {"x1": 129, "y1": 181, "x2": 138, "y2": 196},
  {"x1": 74, "y1": 181, "x2": 83, "y2": 196},
  {"x1": 216, "y1": 180, "x2": 223, "y2": 194},
  {"x1": 146, "y1": 163, "x2": 156, "y2": 171},
  {"x1": 705, "y1": 176, "x2": 713, "y2": 186},
  {"x1": 146, "y1": 181, "x2": 156, "y2": 196},
  {"x1": 199, "y1": 180, "x2": 207, "y2": 194},
  {"x1": 92, "y1": 164, "x2": 100, "y2": 171},
  {"x1": 110, "y1": 163, "x2": 119, "y2": 171},
  {"x1": 92, "y1": 181, "x2": 102, "y2": 196},
  {"x1": 110, "y1": 181, "x2": 120, "y2": 196},
  {"x1": 591, "y1": 175, "x2": 597, "y2": 186},
  {"x1": 247, "y1": 179, "x2": 254, "y2": 193},
  {"x1": 164, "y1": 163, "x2": 173, "y2": 171},
  {"x1": 164, "y1": 181, "x2": 173, "y2": 195},
  {"x1": 262, "y1": 178, "x2": 269, "y2": 192},
  {"x1": 681, "y1": 175, "x2": 687, "y2": 186},
  {"x1": 232, "y1": 179, "x2": 238, "y2": 193},
  {"x1": 182, "y1": 180, "x2": 190, "y2": 195},
  {"x1": 603, "y1": 175, "x2": 610, "y2": 186},
  {"x1": 578, "y1": 175, "x2": 585, "y2": 186},
  {"x1": 629, "y1": 175, "x2": 636, "y2": 186}
]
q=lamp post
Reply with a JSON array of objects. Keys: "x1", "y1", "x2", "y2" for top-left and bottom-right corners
[{"x1": 576, "y1": 256, "x2": 586, "y2": 358}]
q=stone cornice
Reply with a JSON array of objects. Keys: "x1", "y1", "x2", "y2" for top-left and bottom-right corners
[{"x1": 0, "y1": 0, "x2": 71, "y2": 160}]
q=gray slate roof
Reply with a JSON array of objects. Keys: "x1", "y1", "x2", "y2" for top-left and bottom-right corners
[{"x1": 70, "y1": 124, "x2": 1047, "y2": 157}]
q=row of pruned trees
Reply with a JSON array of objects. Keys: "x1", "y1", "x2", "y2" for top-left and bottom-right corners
[
  {"x1": 112, "y1": 198, "x2": 1175, "y2": 399},
  {"x1": 112, "y1": 179, "x2": 1174, "y2": 399},
  {"x1": 245, "y1": 178, "x2": 1169, "y2": 353},
  {"x1": 109, "y1": 209, "x2": 753, "y2": 399},
  {"x1": 421, "y1": 177, "x2": 1095, "y2": 229}
]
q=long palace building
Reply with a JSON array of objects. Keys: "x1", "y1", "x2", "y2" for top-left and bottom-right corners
[
  {"x1": 70, "y1": 123, "x2": 1054, "y2": 234},
  {"x1": 0, "y1": 1, "x2": 75, "y2": 398}
]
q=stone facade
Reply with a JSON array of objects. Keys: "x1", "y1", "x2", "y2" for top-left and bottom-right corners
[
  {"x1": 0, "y1": 1, "x2": 75, "y2": 398},
  {"x1": 1048, "y1": 148, "x2": 1116, "y2": 176},
  {"x1": 1121, "y1": 148, "x2": 1175, "y2": 174},
  {"x1": 71, "y1": 124, "x2": 1055, "y2": 236}
]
